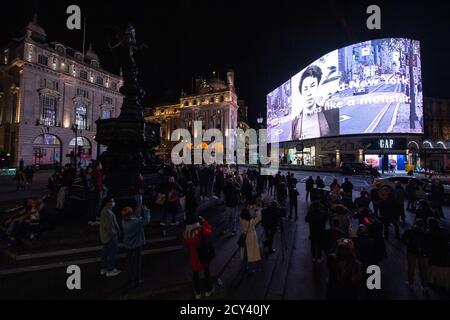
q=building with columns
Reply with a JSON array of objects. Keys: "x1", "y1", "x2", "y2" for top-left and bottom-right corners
[
  {"x1": 0, "y1": 16, "x2": 123, "y2": 168},
  {"x1": 145, "y1": 71, "x2": 240, "y2": 161}
]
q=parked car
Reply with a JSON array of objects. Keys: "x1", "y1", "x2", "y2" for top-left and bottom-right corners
[
  {"x1": 341, "y1": 162, "x2": 371, "y2": 175},
  {"x1": 374, "y1": 176, "x2": 431, "y2": 201}
]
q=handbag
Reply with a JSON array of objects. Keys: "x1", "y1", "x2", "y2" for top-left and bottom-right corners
[{"x1": 155, "y1": 193, "x2": 166, "y2": 206}]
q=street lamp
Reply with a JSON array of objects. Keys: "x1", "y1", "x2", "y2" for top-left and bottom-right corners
[{"x1": 72, "y1": 123, "x2": 78, "y2": 170}]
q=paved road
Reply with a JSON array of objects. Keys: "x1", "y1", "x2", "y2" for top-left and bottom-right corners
[{"x1": 1, "y1": 168, "x2": 449, "y2": 300}]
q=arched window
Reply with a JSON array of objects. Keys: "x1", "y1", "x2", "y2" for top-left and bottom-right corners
[
  {"x1": 75, "y1": 102, "x2": 88, "y2": 129},
  {"x1": 41, "y1": 95, "x2": 57, "y2": 126}
]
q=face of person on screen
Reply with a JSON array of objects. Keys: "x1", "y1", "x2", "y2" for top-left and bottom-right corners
[{"x1": 302, "y1": 76, "x2": 319, "y2": 112}]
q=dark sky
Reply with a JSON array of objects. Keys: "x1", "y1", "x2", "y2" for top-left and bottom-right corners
[{"x1": 1, "y1": 0, "x2": 449, "y2": 127}]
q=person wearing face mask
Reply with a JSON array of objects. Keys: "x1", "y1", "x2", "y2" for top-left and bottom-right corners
[{"x1": 100, "y1": 196, "x2": 121, "y2": 277}]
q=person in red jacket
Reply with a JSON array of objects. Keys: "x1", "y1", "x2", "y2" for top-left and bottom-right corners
[{"x1": 182, "y1": 215, "x2": 214, "y2": 299}]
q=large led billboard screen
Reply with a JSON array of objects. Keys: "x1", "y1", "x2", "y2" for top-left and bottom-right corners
[{"x1": 267, "y1": 38, "x2": 423, "y2": 143}]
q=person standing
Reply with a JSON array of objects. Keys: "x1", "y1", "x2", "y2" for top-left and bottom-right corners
[
  {"x1": 184, "y1": 181, "x2": 198, "y2": 222},
  {"x1": 134, "y1": 173, "x2": 145, "y2": 208},
  {"x1": 305, "y1": 176, "x2": 314, "y2": 202},
  {"x1": 426, "y1": 218, "x2": 450, "y2": 290},
  {"x1": 330, "y1": 179, "x2": 340, "y2": 195},
  {"x1": 405, "y1": 179, "x2": 417, "y2": 212},
  {"x1": 401, "y1": 219, "x2": 429, "y2": 294},
  {"x1": 370, "y1": 184, "x2": 381, "y2": 216},
  {"x1": 121, "y1": 205, "x2": 151, "y2": 288},
  {"x1": 162, "y1": 176, "x2": 182, "y2": 226},
  {"x1": 315, "y1": 176, "x2": 325, "y2": 189},
  {"x1": 276, "y1": 180, "x2": 287, "y2": 206},
  {"x1": 305, "y1": 201, "x2": 328, "y2": 263},
  {"x1": 19, "y1": 159, "x2": 24, "y2": 172},
  {"x1": 182, "y1": 215, "x2": 214, "y2": 299},
  {"x1": 268, "y1": 175, "x2": 275, "y2": 195},
  {"x1": 288, "y1": 185, "x2": 299, "y2": 221},
  {"x1": 430, "y1": 180, "x2": 445, "y2": 219},
  {"x1": 99, "y1": 196, "x2": 121, "y2": 277},
  {"x1": 198, "y1": 166, "x2": 209, "y2": 200},
  {"x1": 326, "y1": 240, "x2": 363, "y2": 300},
  {"x1": 341, "y1": 178, "x2": 354, "y2": 202},
  {"x1": 223, "y1": 176, "x2": 240, "y2": 236},
  {"x1": 240, "y1": 201, "x2": 262, "y2": 274},
  {"x1": 379, "y1": 188, "x2": 400, "y2": 240},
  {"x1": 394, "y1": 182, "x2": 406, "y2": 222},
  {"x1": 261, "y1": 201, "x2": 279, "y2": 254}
]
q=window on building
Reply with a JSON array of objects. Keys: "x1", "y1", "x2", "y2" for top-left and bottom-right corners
[
  {"x1": 193, "y1": 100, "x2": 197, "y2": 105},
  {"x1": 220, "y1": 95, "x2": 224, "y2": 102},
  {"x1": 184, "y1": 101, "x2": 188, "y2": 107},
  {"x1": 76, "y1": 88, "x2": 89, "y2": 98},
  {"x1": 111, "y1": 82, "x2": 117, "y2": 90},
  {"x1": 210, "y1": 97, "x2": 215, "y2": 104},
  {"x1": 38, "y1": 55, "x2": 48, "y2": 66},
  {"x1": 79, "y1": 70, "x2": 88, "y2": 80},
  {"x1": 96, "y1": 76, "x2": 104, "y2": 86},
  {"x1": 75, "y1": 102, "x2": 88, "y2": 130},
  {"x1": 101, "y1": 108, "x2": 112, "y2": 119},
  {"x1": 41, "y1": 95, "x2": 57, "y2": 126},
  {"x1": 102, "y1": 96, "x2": 113, "y2": 105}
]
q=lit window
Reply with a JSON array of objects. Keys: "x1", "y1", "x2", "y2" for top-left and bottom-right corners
[
  {"x1": 41, "y1": 95, "x2": 57, "y2": 126},
  {"x1": 101, "y1": 108, "x2": 112, "y2": 119},
  {"x1": 96, "y1": 76, "x2": 104, "y2": 86},
  {"x1": 75, "y1": 102, "x2": 88, "y2": 130}
]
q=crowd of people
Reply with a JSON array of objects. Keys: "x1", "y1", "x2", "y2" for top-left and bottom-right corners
[{"x1": 2, "y1": 160, "x2": 450, "y2": 299}]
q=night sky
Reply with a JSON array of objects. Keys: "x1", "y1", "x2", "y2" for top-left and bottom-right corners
[{"x1": 1, "y1": 0, "x2": 449, "y2": 127}]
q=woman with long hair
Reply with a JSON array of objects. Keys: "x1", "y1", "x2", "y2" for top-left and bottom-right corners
[{"x1": 326, "y1": 239, "x2": 363, "y2": 299}]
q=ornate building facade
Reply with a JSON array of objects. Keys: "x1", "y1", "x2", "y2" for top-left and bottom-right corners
[
  {"x1": 0, "y1": 16, "x2": 123, "y2": 168},
  {"x1": 145, "y1": 71, "x2": 242, "y2": 161}
]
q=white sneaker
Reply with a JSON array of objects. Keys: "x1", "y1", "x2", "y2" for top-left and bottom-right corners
[
  {"x1": 88, "y1": 221, "x2": 93, "y2": 226},
  {"x1": 100, "y1": 268, "x2": 107, "y2": 275},
  {"x1": 29, "y1": 233, "x2": 35, "y2": 240},
  {"x1": 213, "y1": 196, "x2": 219, "y2": 199},
  {"x1": 106, "y1": 269, "x2": 121, "y2": 277},
  {"x1": 160, "y1": 222, "x2": 166, "y2": 226},
  {"x1": 200, "y1": 196, "x2": 204, "y2": 201},
  {"x1": 204, "y1": 197, "x2": 209, "y2": 200},
  {"x1": 194, "y1": 292, "x2": 202, "y2": 300}
]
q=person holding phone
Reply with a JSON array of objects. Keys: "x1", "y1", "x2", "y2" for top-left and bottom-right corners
[{"x1": 240, "y1": 198, "x2": 262, "y2": 274}]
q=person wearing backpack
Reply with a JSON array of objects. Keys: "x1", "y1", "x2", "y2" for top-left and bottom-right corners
[{"x1": 182, "y1": 215, "x2": 214, "y2": 299}]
